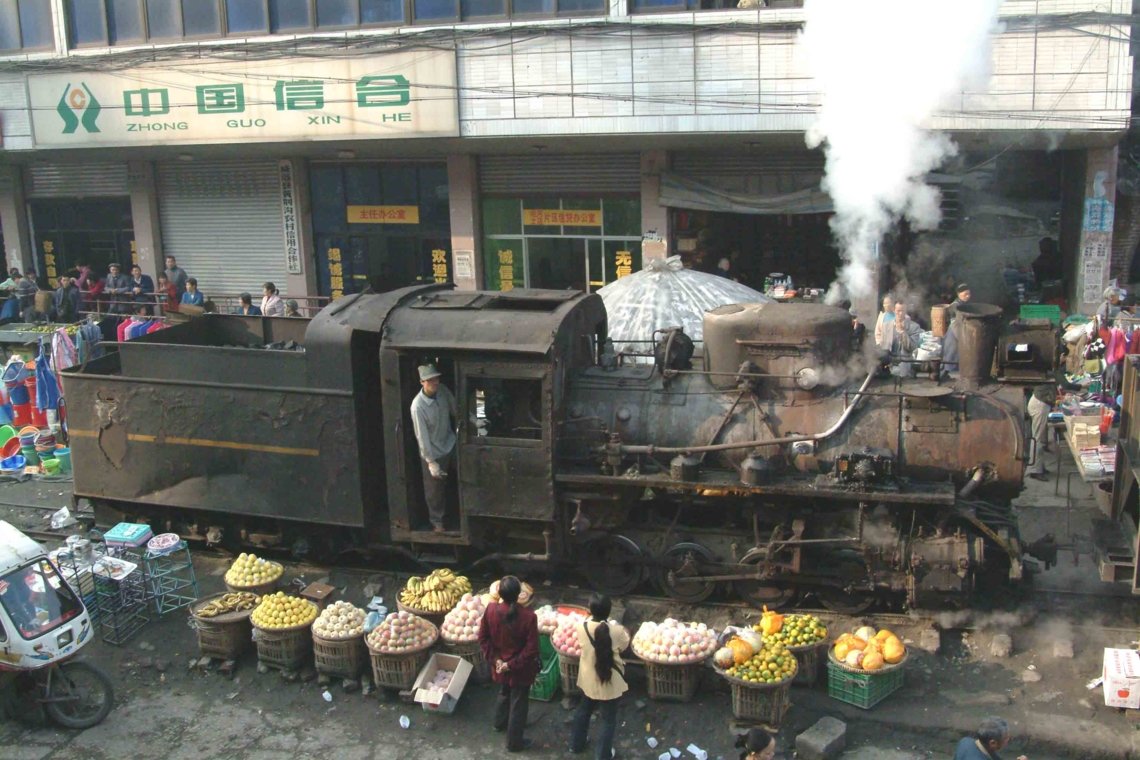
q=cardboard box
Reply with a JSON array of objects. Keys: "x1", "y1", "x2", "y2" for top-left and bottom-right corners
[
  {"x1": 413, "y1": 653, "x2": 473, "y2": 714},
  {"x1": 1103, "y1": 648, "x2": 1140, "y2": 709}
]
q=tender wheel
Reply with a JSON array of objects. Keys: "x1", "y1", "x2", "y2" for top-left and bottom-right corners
[
  {"x1": 733, "y1": 548, "x2": 796, "y2": 608},
  {"x1": 43, "y1": 660, "x2": 114, "y2": 729},
  {"x1": 582, "y1": 534, "x2": 646, "y2": 596},
  {"x1": 816, "y1": 557, "x2": 875, "y2": 614},
  {"x1": 654, "y1": 542, "x2": 717, "y2": 603}
]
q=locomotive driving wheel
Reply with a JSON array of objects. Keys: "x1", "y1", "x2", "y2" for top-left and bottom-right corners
[
  {"x1": 582, "y1": 534, "x2": 647, "y2": 596},
  {"x1": 654, "y1": 542, "x2": 717, "y2": 603},
  {"x1": 733, "y1": 548, "x2": 796, "y2": 608},
  {"x1": 816, "y1": 555, "x2": 876, "y2": 614}
]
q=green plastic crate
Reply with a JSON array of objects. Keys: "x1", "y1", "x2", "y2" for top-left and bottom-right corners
[
  {"x1": 826, "y1": 661, "x2": 904, "y2": 709},
  {"x1": 1019, "y1": 304, "x2": 1062, "y2": 326},
  {"x1": 530, "y1": 652, "x2": 560, "y2": 702},
  {"x1": 539, "y1": 633, "x2": 555, "y2": 662}
]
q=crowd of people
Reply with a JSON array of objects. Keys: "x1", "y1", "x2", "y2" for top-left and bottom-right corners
[{"x1": 0, "y1": 255, "x2": 304, "y2": 325}]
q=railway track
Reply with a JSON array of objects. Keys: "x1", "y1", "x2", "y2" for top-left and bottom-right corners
[{"x1": 3, "y1": 501, "x2": 1134, "y2": 631}]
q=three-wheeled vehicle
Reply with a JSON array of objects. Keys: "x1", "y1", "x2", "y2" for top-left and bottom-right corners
[{"x1": 0, "y1": 521, "x2": 113, "y2": 728}]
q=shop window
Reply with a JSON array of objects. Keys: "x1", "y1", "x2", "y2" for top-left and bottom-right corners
[
  {"x1": 361, "y1": 0, "x2": 402, "y2": 22},
  {"x1": 67, "y1": 0, "x2": 108, "y2": 46},
  {"x1": 107, "y1": 0, "x2": 145, "y2": 42},
  {"x1": 461, "y1": 0, "x2": 503, "y2": 16},
  {"x1": 271, "y1": 0, "x2": 312, "y2": 28},
  {"x1": 183, "y1": 1, "x2": 222, "y2": 36},
  {"x1": 468, "y1": 377, "x2": 543, "y2": 441},
  {"x1": 317, "y1": 0, "x2": 357, "y2": 26},
  {"x1": 1, "y1": 0, "x2": 53, "y2": 51},
  {"x1": 413, "y1": 0, "x2": 456, "y2": 20},
  {"x1": 227, "y1": 0, "x2": 269, "y2": 32},
  {"x1": 603, "y1": 197, "x2": 640, "y2": 237},
  {"x1": 482, "y1": 239, "x2": 523, "y2": 291},
  {"x1": 483, "y1": 199, "x2": 522, "y2": 236}
]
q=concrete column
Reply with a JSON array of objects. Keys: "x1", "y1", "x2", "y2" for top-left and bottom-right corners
[
  {"x1": 447, "y1": 154, "x2": 481, "y2": 291},
  {"x1": 0, "y1": 165, "x2": 32, "y2": 274},
  {"x1": 127, "y1": 161, "x2": 163, "y2": 277},
  {"x1": 640, "y1": 150, "x2": 669, "y2": 264},
  {"x1": 285, "y1": 159, "x2": 317, "y2": 305},
  {"x1": 1076, "y1": 146, "x2": 1118, "y2": 315}
]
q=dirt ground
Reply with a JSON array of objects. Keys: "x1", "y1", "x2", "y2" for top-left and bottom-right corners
[{"x1": 1, "y1": 455, "x2": 1138, "y2": 759}]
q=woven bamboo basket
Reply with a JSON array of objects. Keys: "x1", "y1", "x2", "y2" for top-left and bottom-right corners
[
  {"x1": 558, "y1": 652, "x2": 581, "y2": 697},
  {"x1": 252, "y1": 620, "x2": 313, "y2": 671},
  {"x1": 313, "y1": 632, "x2": 368, "y2": 679},
  {"x1": 190, "y1": 593, "x2": 258, "y2": 660},
  {"x1": 441, "y1": 638, "x2": 489, "y2": 682},
  {"x1": 367, "y1": 644, "x2": 434, "y2": 690},
  {"x1": 788, "y1": 641, "x2": 828, "y2": 686},
  {"x1": 643, "y1": 660, "x2": 704, "y2": 702}
]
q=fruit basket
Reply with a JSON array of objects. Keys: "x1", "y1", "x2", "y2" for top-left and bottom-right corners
[
  {"x1": 223, "y1": 553, "x2": 284, "y2": 596},
  {"x1": 557, "y1": 652, "x2": 581, "y2": 697},
  {"x1": 397, "y1": 569, "x2": 472, "y2": 627},
  {"x1": 189, "y1": 591, "x2": 259, "y2": 660},
  {"x1": 727, "y1": 675, "x2": 793, "y2": 725},
  {"x1": 632, "y1": 619, "x2": 718, "y2": 703},
  {"x1": 752, "y1": 611, "x2": 828, "y2": 687},
  {"x1": 250, "y1": 593, "x2": 318, "y2": 671},
  {"x1": 644, "y1": 660, "x2": 703, "y2": 702},
  {"x1": 365, "y1": 611, "x2": 440, "y2": 690},
  {"x1": 313, "y1": 632, "x2": 368, "y2": 679}
]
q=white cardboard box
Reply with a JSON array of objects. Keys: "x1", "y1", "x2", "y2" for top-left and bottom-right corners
[
  {"x1": 413, "y1": 653, "x2": 473, "y2": 714},
  {"x1": 1103, "y1": 648, "x2": 1140, "y2": 709}
]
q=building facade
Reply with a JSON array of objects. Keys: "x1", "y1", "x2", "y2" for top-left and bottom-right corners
[{"x1": 0, "y1": 0, "x2": 1132, "y2": 315}]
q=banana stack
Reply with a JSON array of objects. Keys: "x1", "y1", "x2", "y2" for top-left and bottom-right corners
[{"x1": 399, "y1": 568, "x2": 472, "y2": 613}]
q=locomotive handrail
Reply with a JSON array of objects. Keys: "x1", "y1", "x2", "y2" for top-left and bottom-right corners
[{"x1": 614, "y1": 370, "x2": 876, "y2": 455}]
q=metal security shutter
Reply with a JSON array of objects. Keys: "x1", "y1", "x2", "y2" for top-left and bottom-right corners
[
  {"x1": 480, "y1": 154, "x2": 640, "y2": 194},
  {"x1": 24, "y1": 163, "x2": 129, "y2": 197},
  {"x1": 157, "y1": 161, "x2": 287, "y2": 297}
]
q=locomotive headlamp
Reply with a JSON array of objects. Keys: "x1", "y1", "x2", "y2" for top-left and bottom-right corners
[{"x1": 795, "y1": 367, "x2": 820, "y2": 390}]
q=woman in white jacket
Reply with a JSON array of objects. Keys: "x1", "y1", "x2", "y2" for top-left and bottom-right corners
[
  {"x1": 261, "y1": 282, "x2": 285, "y2": 317},
  {"x1": 570, "y1": 594, "x2": 629, "y2": 759}
]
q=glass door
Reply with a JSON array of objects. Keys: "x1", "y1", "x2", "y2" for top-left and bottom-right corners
[{"x1": 526, "y1": 238, "x2": 587, "y2": 290}]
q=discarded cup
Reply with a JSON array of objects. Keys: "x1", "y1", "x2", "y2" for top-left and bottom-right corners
[
  {"x1": 659, "y1": 754, "x2": 671, "y2": 760},
  {"x1": 670, "y1": 750, "x2": 681, "y2": 758},
  {"x1": 322, "y1": 690, "x2": 332, "y2": 702},
  {"x1": 686, "y1": 745, "x2": 707, "y2": 760},
  {"x1": 399, "y1": 715, "x2": 410, "y2": 729},
  {"x1": 647, "y1": 738, "x2": 659, "y2": 749}
]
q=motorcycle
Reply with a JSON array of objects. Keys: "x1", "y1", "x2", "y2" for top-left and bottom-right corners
[{"x1": 0, "y1": 521, "x2": 114, "y2": 728}]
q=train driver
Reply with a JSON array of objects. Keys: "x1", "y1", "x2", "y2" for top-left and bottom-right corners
[{"x1": 411, "y1": 364, "x2": 458, "y2": 534}]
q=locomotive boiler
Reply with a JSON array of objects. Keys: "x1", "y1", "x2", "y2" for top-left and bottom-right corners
[{"x1": 61, "y1": 284, "x2": 1045, "y2": 611}]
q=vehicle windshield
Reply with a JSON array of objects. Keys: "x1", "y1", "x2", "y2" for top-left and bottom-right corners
[{"x1": 0, "y1": 559, "x2": 83, "y2": 640}]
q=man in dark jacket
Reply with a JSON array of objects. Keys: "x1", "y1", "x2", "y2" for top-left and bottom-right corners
[
  {"x1": 953, "y1": 716, "x2": 1028, "y2": 760},
  {"x1": 128, "y1": 264, "x2": 155, "y2": 308},
  {"x1": 104, "y1": 263, "x2": 131, "y2": 314},
  {"x1": 52, "y1": 275, "x2": 82, "y2": 323}
]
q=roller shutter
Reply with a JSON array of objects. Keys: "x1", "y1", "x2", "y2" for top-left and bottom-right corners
[
  {"x1": 157, "y1": 161, "x2": 287, "y2": 298},
  {"x1": 480, "y1": 154, "x2": 640, "y2": 195},
  {"x1": 24, "y1": 163, "x2": 129, "y2": 197}
]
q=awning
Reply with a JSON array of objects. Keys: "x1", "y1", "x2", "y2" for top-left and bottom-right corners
[{"x1": 659, "y1": 172, "x2": 835, "y2": 215}]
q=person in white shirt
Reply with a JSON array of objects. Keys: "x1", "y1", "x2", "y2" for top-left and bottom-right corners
[{"x1": 260, "y1": 282, "x2": 285, "y2": 317}]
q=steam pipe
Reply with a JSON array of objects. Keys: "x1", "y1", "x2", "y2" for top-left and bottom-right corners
[{"x1": 615, "y1": 371, "x2": 876, "y2": 455}]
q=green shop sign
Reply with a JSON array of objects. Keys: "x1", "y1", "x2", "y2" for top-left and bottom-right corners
[{"x1": 28, "y1": 53, "x2": 458, "y2": 148}]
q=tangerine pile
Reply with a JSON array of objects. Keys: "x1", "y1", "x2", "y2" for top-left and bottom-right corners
[
  {"x1": 224, "y1": 552, "x2": 283, "y2": 588},
  {"x1": 755, "y1": 613, "x2": 827, "y2": 648},
  {"x1": 250, "y1": 592, "x2": 317, "y2": 630},
  {"x1": 723, "y1": 640, "x2": 798, "y2": 685}
]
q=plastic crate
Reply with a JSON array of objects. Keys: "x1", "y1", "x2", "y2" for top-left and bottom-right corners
[
  {"x1": 369, "y1": 647, "x2": 432, "y2": 690},
  {"x1": 826, "y1": 660, "x2": 904, "y2": 709},
  {"x1": 530, "y1": 652, "x2": 560, "y2": 701},
  {"x1": 539, "y1": 633, "x2": 555, "y2": 662},
  {"x1": 729, "y1": 680, "x2": 791, "y2": 725},
  {"x1": 313, "y1": 633, "x2": 368, "y2": 679},
  {"x1": 558, "y1": 653, "x2": 582, "y2": 697},
  {"x1": 645, "y1": 661, "x2": 702, "y2": 702},
  {"x1": 1019, "y1": 304, "x2": 1062, "y2": 326}
]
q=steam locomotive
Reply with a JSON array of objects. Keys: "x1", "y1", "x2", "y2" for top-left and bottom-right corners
[{"x1": 62, "y1": 285, "x2": 1050, "y2": 611}]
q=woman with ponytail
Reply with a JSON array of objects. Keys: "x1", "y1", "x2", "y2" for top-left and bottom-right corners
[
  {"x1": 478, "y1": 575, "x2": 540, "y2": 753},
  {"x1": 569, "y1": 594, "x2": 629, "y2": 759}
]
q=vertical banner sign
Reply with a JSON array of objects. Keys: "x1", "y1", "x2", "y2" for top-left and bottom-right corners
[
  {"x1": 327, "y1": 247, "x2": 344, "y2": 299},
  {"x1": 497, "y1": 250, "x2": 514, "y2": 291},
  {"x1": 43, "y1": 241, "x2": 56, "y2": 281},
  {"x1": 279, "y1": 161, "x2": 302, "y2": 275},
  {"x1": 431, "y1": 249, "x2": 449, "y2": 283},
  {"x1": 615, "y1": 251, "x2": 633, "y2": 278}
]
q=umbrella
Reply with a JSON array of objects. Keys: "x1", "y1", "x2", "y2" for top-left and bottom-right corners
[
  {"x1": 35, "y1": 338, "x2": 60, "y2": 413},
  {"x1": 597, "y1": 256, "x2": 771, "y2": 357}
]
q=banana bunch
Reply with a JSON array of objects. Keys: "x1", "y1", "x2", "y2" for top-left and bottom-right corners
[
  {"x1": 399, "y1": 568, "x2": 472, "y2": 613},
  {"x1": 196, "y1": 591, "x2": 260, "y2": 618}
]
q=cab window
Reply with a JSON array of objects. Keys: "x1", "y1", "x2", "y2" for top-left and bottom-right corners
[
  {"x1": 0, "y1": 560, "x2": 82, "y2": 640},
  {"x1": 468, "y1": 377, "x2": 543, "y2": 441}
]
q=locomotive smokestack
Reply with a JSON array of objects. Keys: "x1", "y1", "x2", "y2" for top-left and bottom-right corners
[{"x1": 956, "y1": 303, "x2": 1002, "y2": 389}]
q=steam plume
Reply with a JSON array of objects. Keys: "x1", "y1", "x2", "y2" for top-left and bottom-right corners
[{"x1": 802, "y1": 0, "x2": 1003, "y2": 305}]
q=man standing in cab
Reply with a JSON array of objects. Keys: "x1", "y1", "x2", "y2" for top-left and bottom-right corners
[{"x1": 411, "y1": 364, "x2": 458, "y2": 534}]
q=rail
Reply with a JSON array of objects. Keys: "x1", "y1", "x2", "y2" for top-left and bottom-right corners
[{"x1": 0, "y1": 289, "x2": 330, "y2": 321}]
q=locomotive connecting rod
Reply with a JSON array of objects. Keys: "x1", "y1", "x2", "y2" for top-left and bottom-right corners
[{"x1": 614, "y1": 371, "x2": 876, "y2": 455}]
